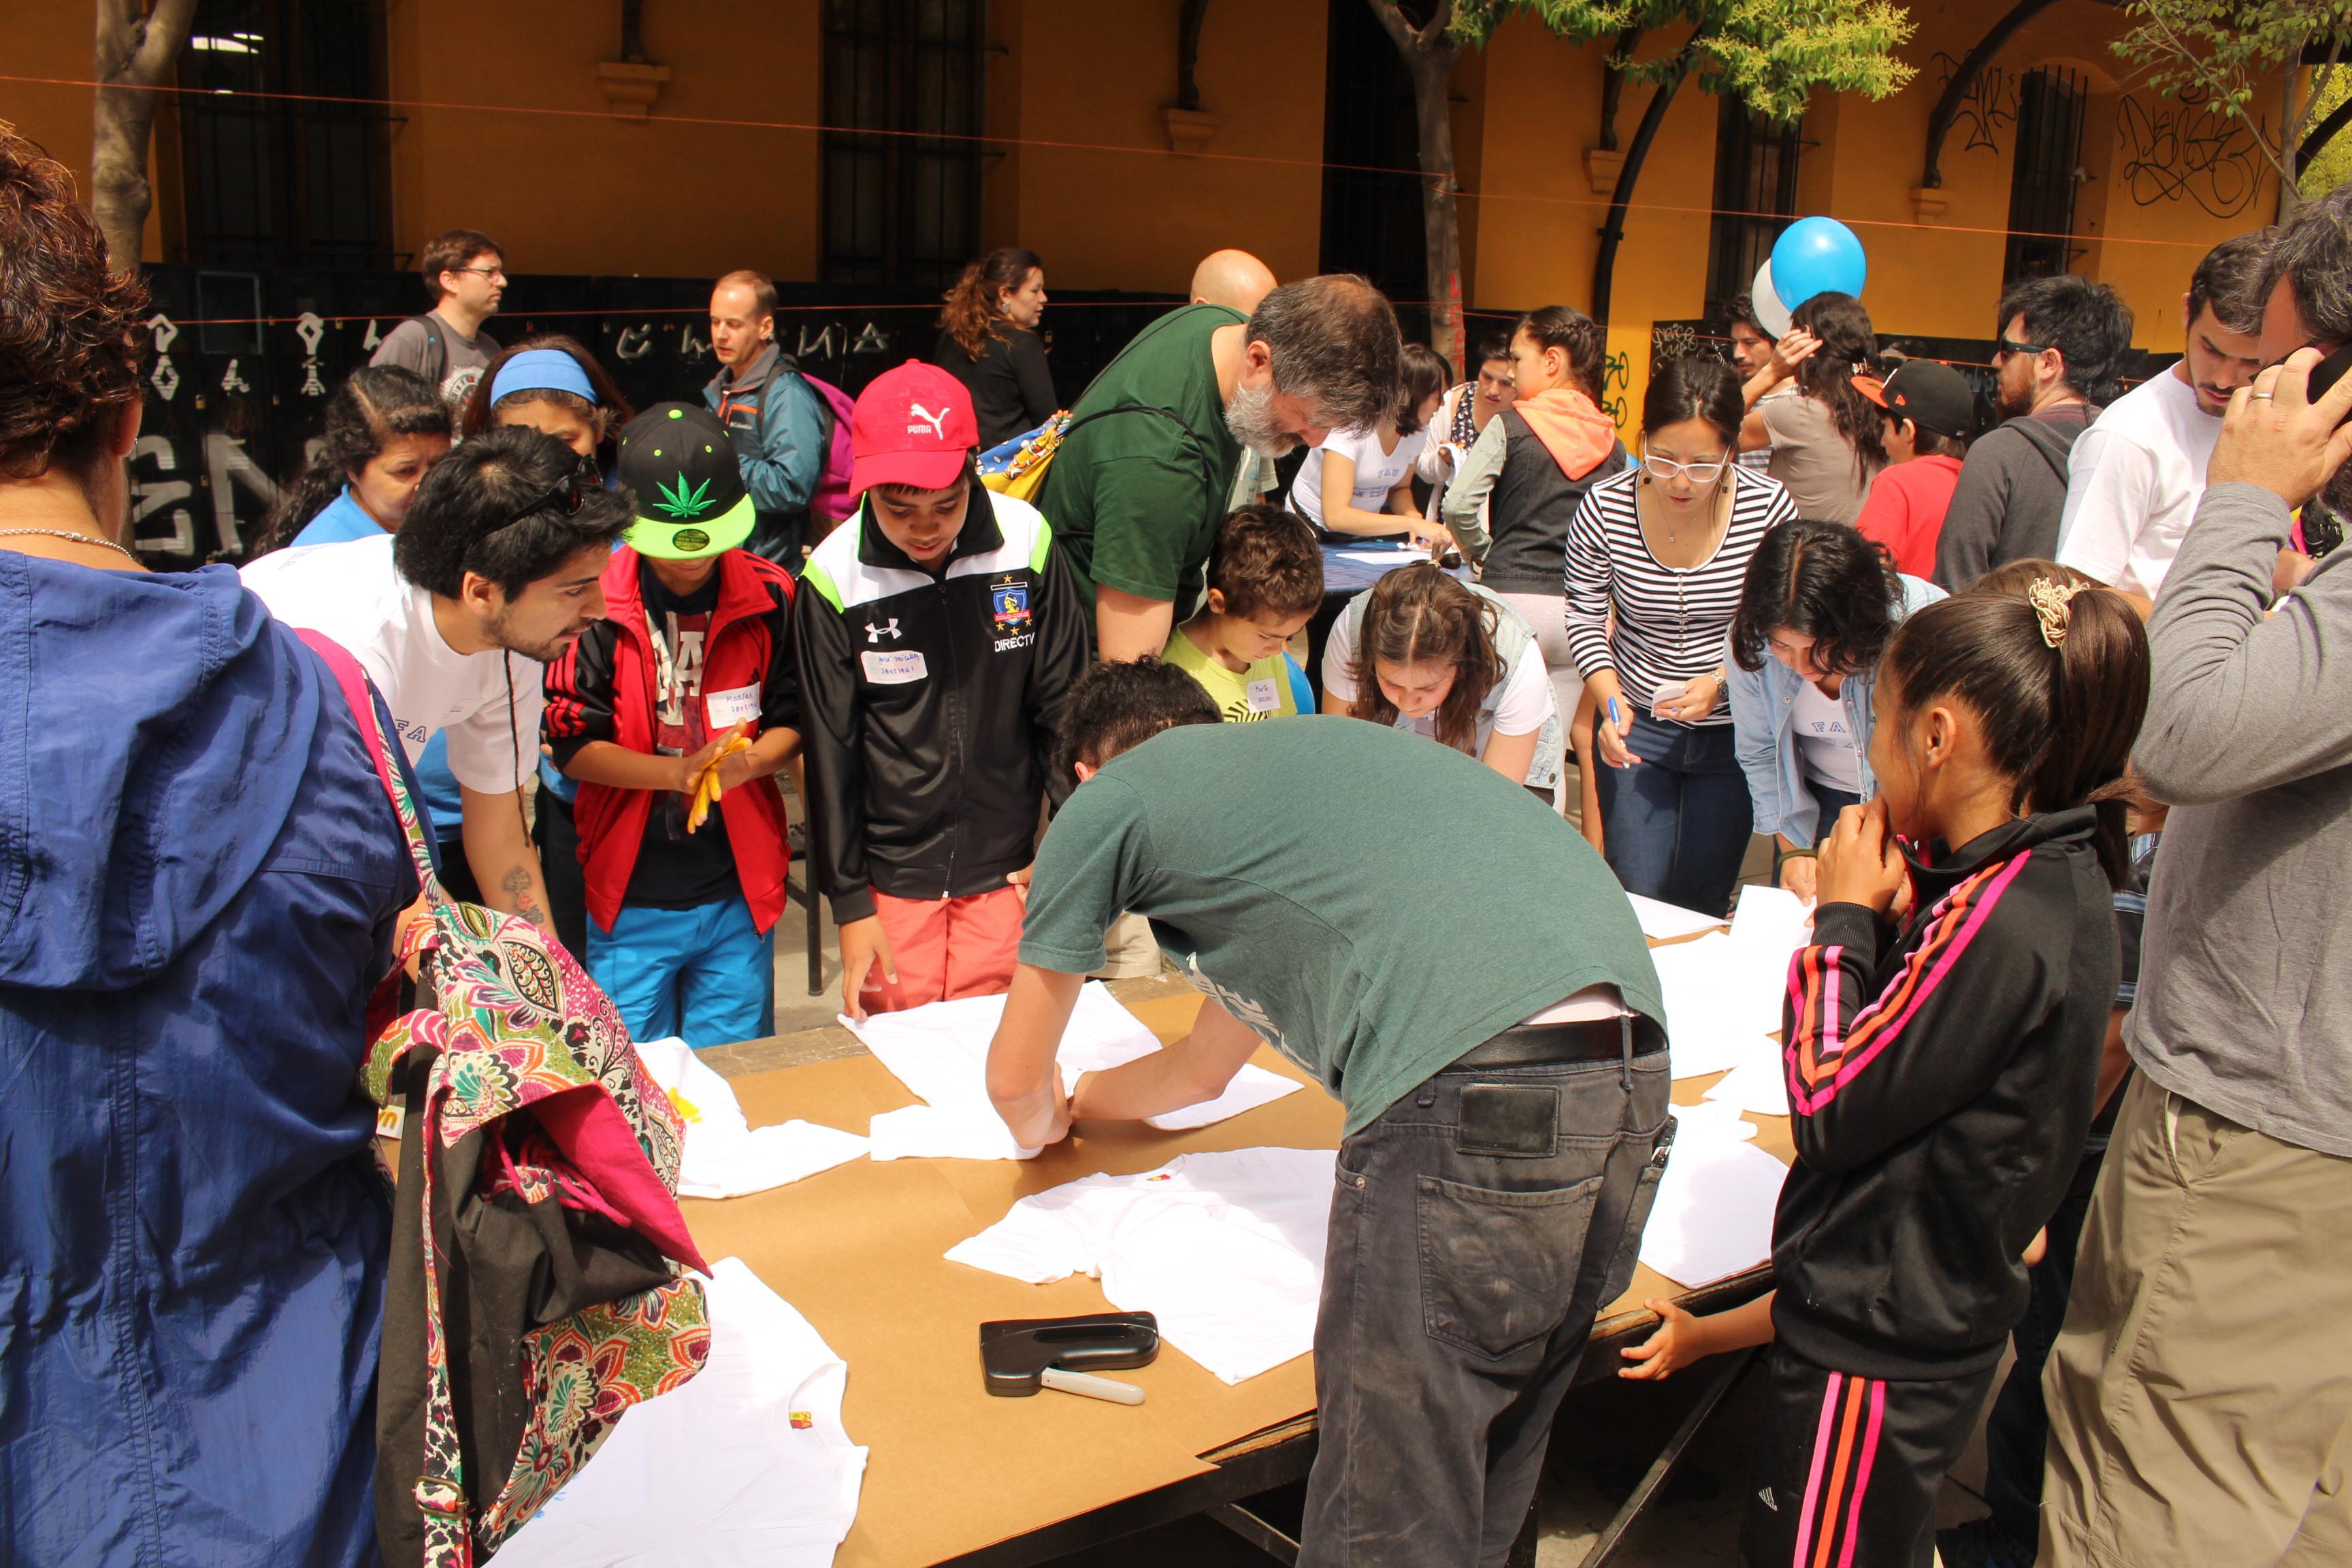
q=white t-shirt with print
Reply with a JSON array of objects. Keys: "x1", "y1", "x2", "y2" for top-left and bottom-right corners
[
  {"x1": 1291, "y1": 424, "x2": 1431, "y2": 528},
  {"x1": 240, "y1": 532, "x2": 544, "y2": 794},
  {"x1": 1321, "y1": 604, "x2": 1555, "y2": 751},
  {"x1": 2057, "y1": 368, "x2": 2221, "y2": 600},
  {"x1": 1790, "y1": 678, "x2": 1863, "y2": 794}
]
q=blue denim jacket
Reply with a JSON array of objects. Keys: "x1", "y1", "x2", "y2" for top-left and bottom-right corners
[{"x1": 1727, "y1": 573, "x2": 1944, "y2": 848}]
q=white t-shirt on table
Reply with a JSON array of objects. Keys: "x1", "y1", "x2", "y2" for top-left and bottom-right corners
[
  {"x1": 1322, "y1": 605, "x2": 1555, "y2": 749},
  {"x1": 240, "y1": 532, "x2": 544, "y2": 795},
  {"x1": 1790, "y1": 678, "x2": 1862, "y2": 794},
  {"x1": 1291, "y1": 424, "x2": 1430, "y2": 528},
  {"x1": 2056, "y1": 368, "x2": 2221, "y2": 600}
]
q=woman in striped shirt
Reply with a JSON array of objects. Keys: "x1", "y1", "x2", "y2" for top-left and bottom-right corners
[{"x1": 1567, "y1": 356, "x2": 1798, "y2": 914}]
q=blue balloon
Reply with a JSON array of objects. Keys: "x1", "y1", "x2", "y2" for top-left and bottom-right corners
[{"x1": 1771, "y1": 218, "x2": 1867, "y2": 311}]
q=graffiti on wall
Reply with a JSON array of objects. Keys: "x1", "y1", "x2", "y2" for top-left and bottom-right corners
[
  {"x1": 1600, "y1": 347, "x2": 1633, "y2": 427},
  {"x1": 1933, "y1": 51, "x2": 2018, "y2": 160},
  {"x1": 2117, "y1": 86, "x2": 2268, "y2": 220}
]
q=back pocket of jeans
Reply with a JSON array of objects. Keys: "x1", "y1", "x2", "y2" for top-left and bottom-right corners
[
  {"x1": 1418, "y1": 1173, "x2": 1604, "y2": 1360},
  {"x1": 1598, "y1": 1116, "x2": 1678, "y2": 1309}
]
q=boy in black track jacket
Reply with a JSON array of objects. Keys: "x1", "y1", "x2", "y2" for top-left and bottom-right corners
[{"x1": 796, "y1": 361, "x2": 1089, "y2": 1019}]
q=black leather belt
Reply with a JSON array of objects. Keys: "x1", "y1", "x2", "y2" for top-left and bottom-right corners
[{"x1": 1448, "y1": 1013, "x2": 1667, "y2": 1070}]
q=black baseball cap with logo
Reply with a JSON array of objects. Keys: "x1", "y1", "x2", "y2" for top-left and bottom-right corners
[
  {"x1": 615, "y1": 402, "x2": 757, "y2": 559},
  {"x1": 1859, "y1": 360, "x2": 1976, "y2": 442}
]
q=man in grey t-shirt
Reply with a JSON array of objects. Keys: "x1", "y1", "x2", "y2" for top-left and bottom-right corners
[
  {"x1": 2041, "y1": 186, "x2": 2352, "y2": 1568},
  {"x1": 371, "y1": 227, "x2": 504, "y2": 408}
]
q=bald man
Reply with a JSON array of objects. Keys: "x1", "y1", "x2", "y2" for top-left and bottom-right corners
[{"x1": 1190, "y1": 249, "x2": 1277, "y2": 316}]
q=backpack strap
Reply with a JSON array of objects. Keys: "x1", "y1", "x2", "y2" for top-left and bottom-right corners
[
  {"x1": 411, "y1": 313, "x2": 448, "y2": 389},
  {"x1": 297, "y1": 630, "x2": 444, "y2": 897}
]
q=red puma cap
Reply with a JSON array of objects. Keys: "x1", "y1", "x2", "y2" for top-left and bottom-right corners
[{"x1": 849, "y1": 360, "x2": 979, "y2": 495}]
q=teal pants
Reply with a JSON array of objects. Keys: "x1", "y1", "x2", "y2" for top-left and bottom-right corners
[{"x1": 588, "y1": 898, "x2": 774, "y2": 1049}]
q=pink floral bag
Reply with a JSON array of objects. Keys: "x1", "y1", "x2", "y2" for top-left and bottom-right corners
[{"x1": 304, "y1": 632, "x2": 711, "y2": 1567}]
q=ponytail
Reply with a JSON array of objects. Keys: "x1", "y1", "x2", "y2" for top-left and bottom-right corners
[
  {"x1": 1880, "y1": 583, "x2": 2151, "y2": 886},
  {"x1": 940, "y1": 248, "x2": 1045, "y2": 360},
  {"x1": 256, "y1": 365, "x2": 450, "y2": 553},
  {"x1": 1348, "y1": 564, "x2": 1504, "y2": 753}
]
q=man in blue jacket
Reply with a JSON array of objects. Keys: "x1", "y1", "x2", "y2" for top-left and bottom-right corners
[{"x1": 706, "y1": 267, "x2": 832, "y2": 572}]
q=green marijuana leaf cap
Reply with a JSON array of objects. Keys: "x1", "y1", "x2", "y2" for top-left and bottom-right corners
[{"x1": 655, "y1": 474, "x2": 714, "y2": 519}]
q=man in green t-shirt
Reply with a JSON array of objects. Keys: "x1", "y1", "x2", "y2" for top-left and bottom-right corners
[
  {"x1": 987, "y1": 662, "x2": 1671, "y2": 1567},
  {"x1": 1039, "y1": 276, "x2": 1401, "y2": 662}
]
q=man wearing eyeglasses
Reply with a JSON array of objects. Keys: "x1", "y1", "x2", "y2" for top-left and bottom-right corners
[
  {"x1": 372, "y1": 228, "x2": 507, "y2": 407},
  {"x1": 1931, "y1": 274, "x2": 2133, "y2": 592},
  {"x1": 244, "y1": 427, "x2": 631, "y2": 938}
]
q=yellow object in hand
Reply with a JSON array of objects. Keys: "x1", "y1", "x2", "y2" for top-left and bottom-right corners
[{"x1": 685, "y1": 735, "x2": 753, "y2": 834}]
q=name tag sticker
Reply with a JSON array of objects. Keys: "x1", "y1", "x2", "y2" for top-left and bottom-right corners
[
  {"x1": 862, "y1": 649, "x2": 929, "y2": 685},
  {"x1": 1245, "y1": 678, "x2": 1279, "y2": 714},
  {"x1": 705, "y1": 683, "x2": 762, "y2": 728}
]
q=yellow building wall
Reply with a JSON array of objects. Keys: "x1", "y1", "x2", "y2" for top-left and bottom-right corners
[
  {"x1": 1000, "y1": 0, "x2": 1328, "y2": 293},
  {"x1": 380, "y1": 0, "x2": 821, "y2": 283}
]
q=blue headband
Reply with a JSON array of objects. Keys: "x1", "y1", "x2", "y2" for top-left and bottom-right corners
[{"x1": 490, "y1": 348, "x2": 598, "y2": 406}]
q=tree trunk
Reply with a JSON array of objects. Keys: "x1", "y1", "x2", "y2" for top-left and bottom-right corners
[
  {"x1": 1367, "y1": 0, "x2": 1466, "y2": 377},
  {"x1": 1591, "y1": 52, "x2": 1695, "y2": 329},
  {"x1": 92, "y1": 0, "x2": 197, "y2": 273}
]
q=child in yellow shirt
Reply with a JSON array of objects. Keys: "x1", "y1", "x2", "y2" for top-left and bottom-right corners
[{"x1": 1160, "y1": 504, "x2": 1322, "y2": 721}]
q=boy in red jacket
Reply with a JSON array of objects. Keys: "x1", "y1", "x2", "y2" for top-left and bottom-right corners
[{"x1": 544, "y1": 403, "x2": 802, "y2": 1046}]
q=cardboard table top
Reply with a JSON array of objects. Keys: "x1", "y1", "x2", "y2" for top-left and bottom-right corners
[{"x1": 687, "y1": 973, "x2": 1788, "y2": 1567}]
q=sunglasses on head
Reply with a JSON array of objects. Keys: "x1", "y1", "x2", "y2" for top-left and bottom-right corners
[{"x1": 487, "y1": 472, "x2": 588, "y2": 534}]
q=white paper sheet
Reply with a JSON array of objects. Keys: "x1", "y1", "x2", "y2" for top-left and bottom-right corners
[
  {"x1": 1627, "y1": 893, "x2": 1727, "y2": 941},
  {"x1": 1638, "y1": 1135, "x2": 1790, "y2": 1290},
  {"x1": 1729, "y1": 883, "x2": 1814, "y2": 964},
  {"x1": 947, "y1": 1147, "x2": 1335, "y2": 1384},
  {"x1": 636, "y1": 1037, "x2": 870, "y2": 1199},
  {"x1": 495, "y1": 1258, "x2": 867, "y2": 1567},
  {"x1": 843, "y1": 983, "x2": 1303, "y2": 1160},
  {"x1": 1701, "y1": 1054, "x2": 1793, "y2": 1118},
  {"x1": 1666, "y1": 1097, "x2": 1761, "y2": 1143},
  {"x1": 1335, "y1": 547, "x2": 1431, "y2": 566},
  {"x1": 1648, "y1": 933, "x2": 1788, "y2": 1077}
]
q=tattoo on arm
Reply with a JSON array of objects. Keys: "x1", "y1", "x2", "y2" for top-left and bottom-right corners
[{"x1": 497, "y1": 865, "x2": 551, "y2": 932}]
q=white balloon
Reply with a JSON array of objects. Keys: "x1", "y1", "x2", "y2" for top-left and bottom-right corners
[{"x1": 1752, "y1": 259, "x2": 1793, "y2": 338}]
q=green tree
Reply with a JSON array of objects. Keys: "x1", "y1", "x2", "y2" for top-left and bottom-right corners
[
  {"x1": 2112, "y1": 0, "x2": 2351, "y2": 203},
  {"x1": 1454, "y1": 0, "x2": 1914, "y2": 327}
]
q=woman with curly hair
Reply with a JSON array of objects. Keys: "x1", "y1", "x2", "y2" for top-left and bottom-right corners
[
  {"x1": 933, "y1": 246, "x2": 1056, "y2": 447},
  {"x1": 0, "y1": 123, "x2": 418, "y2": 1565},
  {"x1": 1725, "y1": 519, "x2": 1944, "y2": 902},
  {"x1": 1739, "y1": 291, "x2": 1888, "y2": 525},
  {"x1": 256, "y1": 363, "x2": 452, "y2": 551}
]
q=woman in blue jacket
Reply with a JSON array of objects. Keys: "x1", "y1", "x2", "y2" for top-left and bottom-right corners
[
  {"x1": 0, "y1": 131, "x2": 417, "y2": 1567},
  {"x1": 1726, "y1": 519, "x2": 1944, "y2": 902}
]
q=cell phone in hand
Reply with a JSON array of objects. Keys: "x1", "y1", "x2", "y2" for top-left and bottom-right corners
[{"x1": 2306, "y1": 342, "x2": 2352, "y2": 428}]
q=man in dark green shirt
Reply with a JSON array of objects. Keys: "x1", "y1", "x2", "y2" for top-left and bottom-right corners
[
  {"x1": 1039, "y1": 278, "x2": 1401, "y2": 662},
  {"x1": 987, "y1": 662, "x2": 1671, "y2": 1567}
]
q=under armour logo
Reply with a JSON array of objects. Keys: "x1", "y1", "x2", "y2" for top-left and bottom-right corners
[
  {"x1": 906, "y1": 403, "x2": 949, "y2": 439},
  {"x1": 866, "y1": 618, "x2": 902, "y2": 643}
]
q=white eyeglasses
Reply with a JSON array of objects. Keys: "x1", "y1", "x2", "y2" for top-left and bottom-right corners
[{"x1": 1640, "y1": 445, "x2": 1729, "y2": 484}]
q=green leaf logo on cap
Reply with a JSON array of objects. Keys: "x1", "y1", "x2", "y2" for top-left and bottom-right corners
[{"x1": 655, "y1": 474, "x2": 715, "y2": 519}]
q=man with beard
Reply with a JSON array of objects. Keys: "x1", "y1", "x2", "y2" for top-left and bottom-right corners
[
  {"x1": 2058, "y1": 229, "x2": 2282, "y2": 613},
  {"x1": 1039, "y1": 274, "x2": 1401, "y2": 660},
  {"x1": 244, "y1": 426, "x2": 630, "y2": 933},
  {"x1": 1933, "y1": 274, "x2": 2133, "y2": 590},
  {"x1": 2039, "y1": 183, "x2": 2352, "y2": 1568}
]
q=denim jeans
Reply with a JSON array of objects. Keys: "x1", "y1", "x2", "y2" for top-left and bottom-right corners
[
  {"x1": 1300, "y1": 1044, "x2": 1674, "y2": 1568},
  {"x1": 1593, "y1": 712, "x2": 1755, "y2": 917}
]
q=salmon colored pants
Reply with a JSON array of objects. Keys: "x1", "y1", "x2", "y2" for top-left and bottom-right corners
[{"x1": 862, "y1": 887, "x2": 1025, "y2": 1012}]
